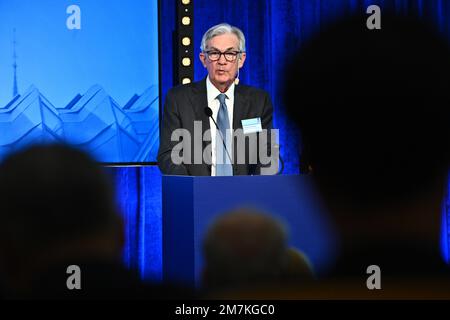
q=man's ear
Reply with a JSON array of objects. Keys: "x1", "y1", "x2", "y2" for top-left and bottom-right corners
[
  {"x1": 199, "y1": 53, "x2": 207, "y2": 68},
  {"x1": 238, "y1": 52, "x2": 246, "y2": 69}
]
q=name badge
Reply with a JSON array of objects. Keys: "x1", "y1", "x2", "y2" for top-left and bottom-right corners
[{"x1": 241, "y1": 117, "x2": 262, "y2": 135}]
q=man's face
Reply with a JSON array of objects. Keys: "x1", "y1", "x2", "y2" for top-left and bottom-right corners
[{"x1": 199, "y1": 33, "x2": 246, "y2": 91}]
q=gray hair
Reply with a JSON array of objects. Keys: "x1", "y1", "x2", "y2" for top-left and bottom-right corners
[{"x1": 200, "y1": 23, "x2": 246, "y2": 52}]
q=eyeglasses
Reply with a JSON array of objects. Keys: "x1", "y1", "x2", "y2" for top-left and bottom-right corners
[{"x1": 205, "y1": 50, "x2": 242, "y2": 62}]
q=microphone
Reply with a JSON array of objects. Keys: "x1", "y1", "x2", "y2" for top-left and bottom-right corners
[
  {"x1": 204, "y1": 106, "x2": 213, "y2": 117},
  {"x1": 204, "y1": 107, "x2": 233, "y2": 164}
]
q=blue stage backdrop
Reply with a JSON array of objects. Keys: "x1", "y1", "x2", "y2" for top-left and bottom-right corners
[{"x1": 0, "y1": 0, "x2": 159, "y2": 163}]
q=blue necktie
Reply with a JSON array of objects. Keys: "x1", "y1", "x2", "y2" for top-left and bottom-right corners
[{"x1": 216, "y1": 93, "x2": 233, "y2": 176}]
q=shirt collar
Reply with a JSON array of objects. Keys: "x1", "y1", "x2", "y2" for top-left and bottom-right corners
[{"x1": 206, "y1": 76, "x2": 235, "y2": 105}]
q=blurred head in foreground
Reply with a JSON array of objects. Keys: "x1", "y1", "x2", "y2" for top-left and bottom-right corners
[
  {"x1": 202, "y1": 208, "x2": 313, "y2": 292},
  {"x1": 0, "y1": 144, "x2": 123, "y2": 295},
  {"x1": 284, "y1": 13, "x2": 450, "y2": 275}
]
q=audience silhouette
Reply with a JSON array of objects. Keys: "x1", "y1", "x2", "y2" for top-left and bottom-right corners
[
  {"x1": 284, "y1": 13, "x2": 450, "y2": 298},
  {"x1": 202, "y1": 208, "x2": 314, "y2": 297},
  {"x1": 0, "y1": 144, "x2": 192, "y2": 299}
]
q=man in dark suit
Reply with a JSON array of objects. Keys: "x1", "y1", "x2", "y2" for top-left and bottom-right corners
[{"x1": 158, "y1": 23, "x2": 275, "y2": 176}]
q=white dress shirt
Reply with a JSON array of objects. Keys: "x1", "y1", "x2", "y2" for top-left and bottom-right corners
[{"x1": 206, "y1": 76, "x2": 235, "y2": 176}]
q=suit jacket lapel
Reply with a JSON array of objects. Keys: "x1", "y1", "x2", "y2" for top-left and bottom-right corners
[
  {"x1": 233, "y1": 85, "x2": 250, "y2": 175},
  {"x1": 233, "y1": 85, "x2": 249, "y2": 130},
  {"x1": 188, "y1": 78, "x2": 211, "y2": 174}
]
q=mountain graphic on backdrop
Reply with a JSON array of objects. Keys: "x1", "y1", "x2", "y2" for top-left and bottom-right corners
[{"x1": 0, "y1": 85, "x2": 159, "y2": 162}]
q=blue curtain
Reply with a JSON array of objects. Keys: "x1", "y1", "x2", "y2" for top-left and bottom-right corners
[
  {"x1": 113, "y1": 0, "x2": 450, "y2": 281},
  {"x1": 105, "y1": 167, "x2": 163, "y2": 281}
]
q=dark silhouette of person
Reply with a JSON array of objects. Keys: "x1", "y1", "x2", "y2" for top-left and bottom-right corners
[
  {"x1": 284, "y1": 13, "x2": 450, "y2": 297},
  {"x1": 202, "y1": 209, "x2": 314, "y2": 297},
  {"x1": 0, "y1": 144, "x2": 192, "y2": 299}
]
